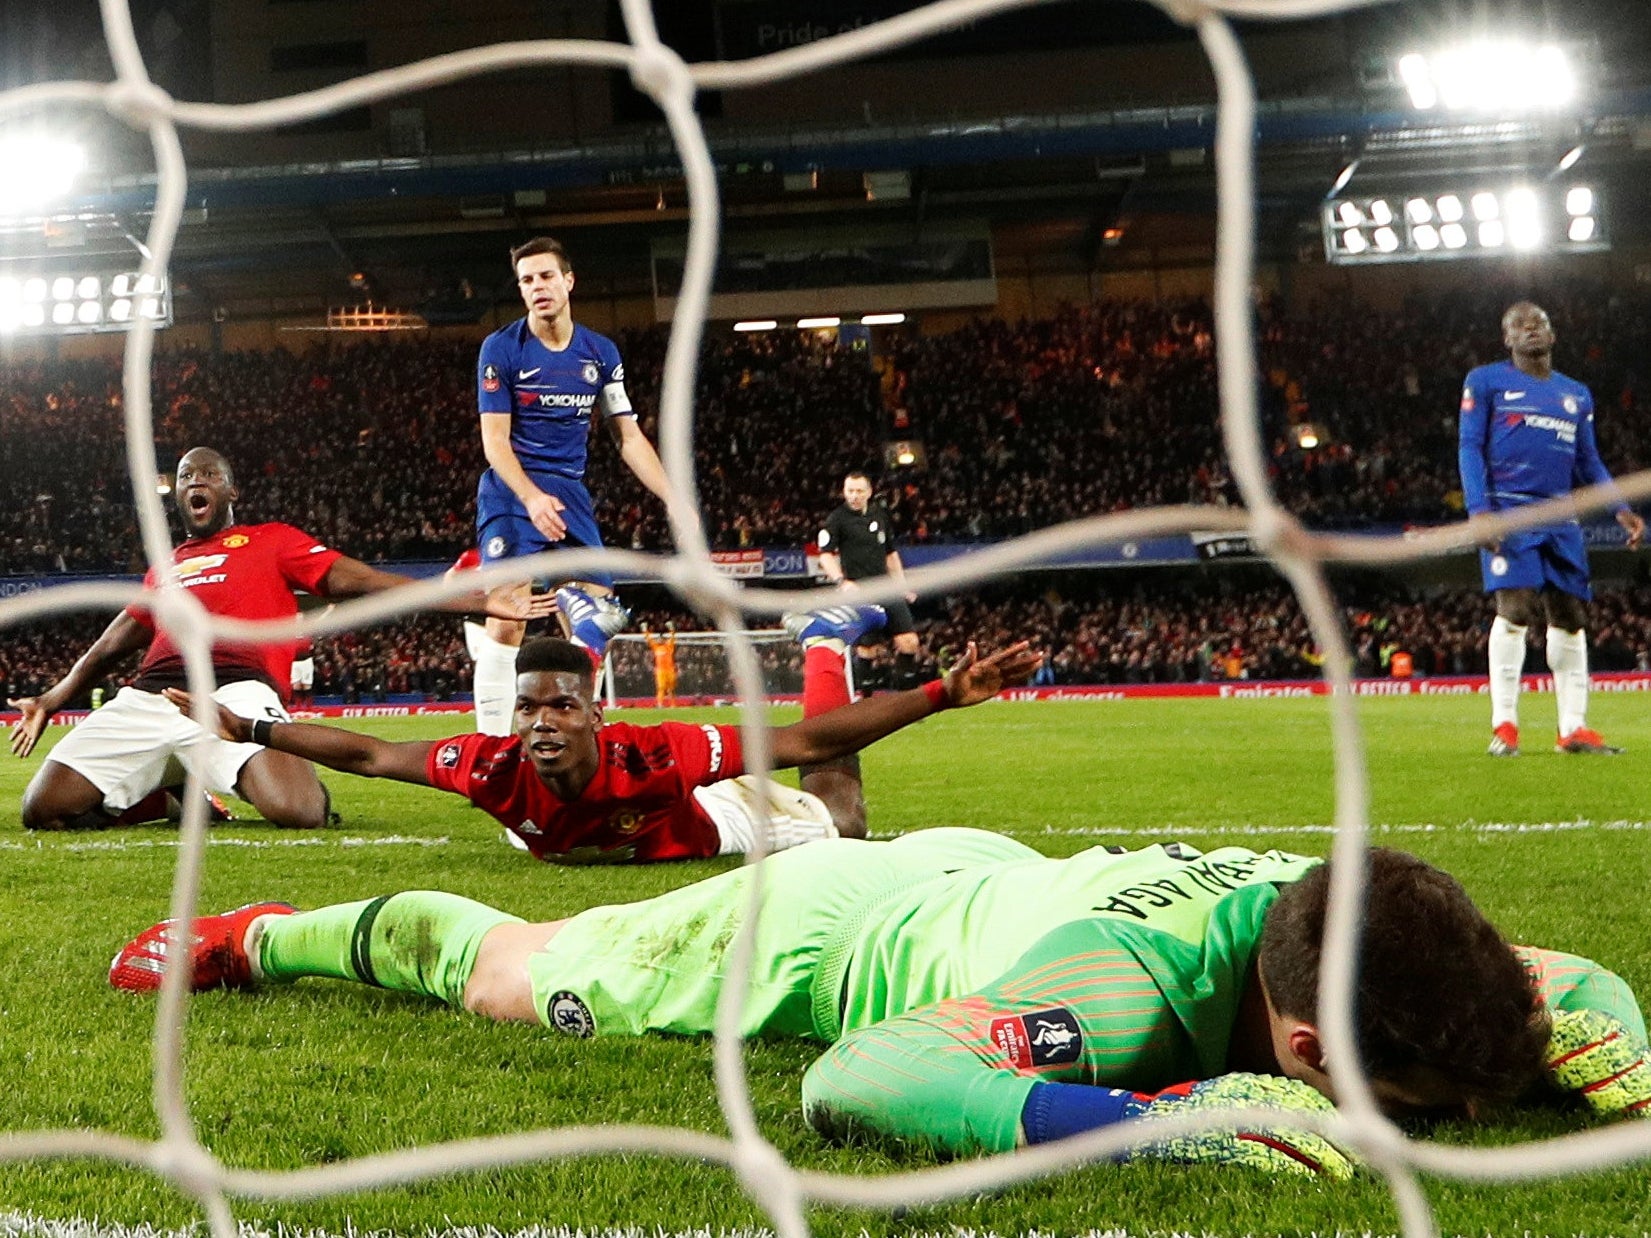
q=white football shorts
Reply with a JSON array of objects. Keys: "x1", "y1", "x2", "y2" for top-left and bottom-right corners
[
  {"x1": 694, "y1": 774, "x2": 838, "y2": 856},
  {"x1": 290, "y1": 657, "x2": 315, "y2": 692},
  {"x1": 45, "y1": 682, "x2": 288, "y2": 812}
]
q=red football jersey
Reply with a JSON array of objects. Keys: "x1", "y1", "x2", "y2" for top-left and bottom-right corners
[
  {"x1": 127, "y1": 522, "x2": 342, "y2": 698},
  {"x1": 425, "y1": 720, "x2": 746, "y2": 863}
]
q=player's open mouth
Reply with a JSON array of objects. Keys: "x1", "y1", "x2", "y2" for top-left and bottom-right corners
[
  {"x1": 530, "y1": 739, "x2": 565, "y2": 758},
  {"x1": 187, "y1": 492, "x2": 212, "y2": 515}
]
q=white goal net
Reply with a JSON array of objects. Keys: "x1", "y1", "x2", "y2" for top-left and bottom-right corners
[{"x1": 5, "y1": 1, "x2": 1651, "y2": 1237}]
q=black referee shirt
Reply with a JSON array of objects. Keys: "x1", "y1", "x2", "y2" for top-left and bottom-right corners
[{"x1": 820, "y1": 502, "x2": 897, "y2": 580}]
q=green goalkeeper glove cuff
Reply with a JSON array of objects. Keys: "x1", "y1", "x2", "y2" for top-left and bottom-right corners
[
  {"x1": 1128, "y1": 1073, "x2": 1358, "y2": 1180},
  {"x1": 1546, "y1": 1008, "x2": 1651, "y2": 1118}
]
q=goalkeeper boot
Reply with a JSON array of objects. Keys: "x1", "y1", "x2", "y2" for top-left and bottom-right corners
[
  {"x1": 109, "y1": 902, "x2": 297, "y2": 993},
  {"x1": 1487, "y1": 722, "x2": 1520, "y2": 757},
  {"x1": 1127, "y1": 1073, "x2": 1358, "y2": 1179},
  {"x1": 554, "y1": 586, "x2": 629, "y2": 658},
  {"x1": 782, "y1": 604, "x2": 887, "y2": 649},
  {"x1": 1546, "y1": 1008, "x2": 1651, "y2": 1116},
  {"x1": 1556, "y1": 727, "x2": 1623, "y2": 755}
]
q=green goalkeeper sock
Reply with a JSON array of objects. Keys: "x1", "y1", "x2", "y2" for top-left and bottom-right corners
[{"x1": 258, "y1": 892, "x2": 524, "y2": 1008}]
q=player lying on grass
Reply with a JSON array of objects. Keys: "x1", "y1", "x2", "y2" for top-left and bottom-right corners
[
  {"x1": 110, "y1": 829, "x2": 1648, "y2": 1175},
  {"x1": 8, "y1": 446, "x2": 554, "y2": 832},
  {"x1": 165, "y1": 628, "x2": 1040, "y2": 861}
]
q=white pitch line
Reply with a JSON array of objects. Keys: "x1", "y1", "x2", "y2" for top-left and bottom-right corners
[
  {"x1": 865, "y1": 820, "x2": 1651, "y2": 841},
  {"x1": 0, "y1": 835, "x2": 451, "y2": 853}
]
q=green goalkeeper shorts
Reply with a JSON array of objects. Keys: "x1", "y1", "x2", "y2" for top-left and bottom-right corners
[{"x1": 526, "y1": 827, "x2": 1036, "y2": 1040}]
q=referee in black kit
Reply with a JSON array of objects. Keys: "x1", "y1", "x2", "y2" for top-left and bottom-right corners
[{"x1": 816, "y1": 471, "x2": 921, "y2": 688}]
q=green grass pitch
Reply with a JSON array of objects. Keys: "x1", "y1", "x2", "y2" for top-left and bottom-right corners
[{"x1": 4, "y1": 693, "x2": 1651, "y2": 1235}]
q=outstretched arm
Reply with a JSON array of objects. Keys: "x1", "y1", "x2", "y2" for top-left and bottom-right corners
[
  {"x1": 161, "y1": 688, "x2": 436, "y2": 784},
  {"x1": 321, "y1": 556, "x2": 555, "y2": 623},
  {"x1": 1521, "y1": 945, "x2": 1651, "y2": 1117},
  {"x1": 770, "y1": 641, "x2": 1040, "y2": 769},
  {"x1": 9, "y1": 612, "x2": 149, "y2": 757}
]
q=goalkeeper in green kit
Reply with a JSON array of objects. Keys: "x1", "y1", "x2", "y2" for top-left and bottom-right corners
[{"x1": 111, "y1": 638, "x2": 1647, "y2": 1177}]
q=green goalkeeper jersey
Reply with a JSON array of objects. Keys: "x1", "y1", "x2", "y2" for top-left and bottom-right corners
[{"x1": 807, "y1": 845, "x2": 1312, "y2": 1155}]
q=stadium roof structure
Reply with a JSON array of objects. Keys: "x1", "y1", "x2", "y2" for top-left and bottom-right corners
[{"x1": 3, "y1": 0, "x2": 1651, "y2": 323}]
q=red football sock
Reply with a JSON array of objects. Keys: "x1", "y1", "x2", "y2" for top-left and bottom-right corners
[{"x1": 803, "y1": 645, "x2": 851, "y2": 718}]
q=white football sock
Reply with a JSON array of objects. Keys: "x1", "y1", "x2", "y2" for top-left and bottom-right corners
[
  {"x1": 471, "y1": 631, "x2": 521, "y2": 737},
  {"x1": 1488, "y1": 615, "x2": 1527, "y2": 729},
  {"x1": 1547, "y1": 626, "x2": 1590, "y2": 737}
]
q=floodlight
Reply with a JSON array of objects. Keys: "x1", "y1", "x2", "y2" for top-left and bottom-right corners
[
  {"x1": 110, "y1": 299, "x2": 132, "y2": 321},
  {"x1": 0, "y1": 305, "x2": 19, "y2": 333},
  {"x1": 1374, "y1": 227, "x2": 1400, "y2": 253},
  {"x1": 1369, "y1": 199, "x2": 1394, "y2": 226},
  {"x1": 1342, "y1": 229, "x2": 1368, "y2": 255},
  {"x1": 110, "y1": 273, "x2": 133, "y2": 298},
  {"x1": 1558, "y1": 145, "x2": 1584, "y2": 172},
  {"x1": 135, "y1": 273, "x2": 160, "y2": 295},
  {"x1": 0, "y1": 278, "x2": 17, "y2": 306},
  {"x1": 1472, "y1": 192, "x2": 1499, "y2": 221},
  {"x1": 1398, "y1": 54, "x2": 1437, "y2": 109},
  {"x1": 1405, "y1": 198, "x2": 1433, "y2": 224},
  {"x1": 76, "y1": 275, "x2": 99, "y2": 300},
  {"x1": 1569, "y1": 216, "x2": 1596, "y2": 242},
  {"x1": 51, "y1": 276, "x2": 74, "y2": 301},
  {"x1": 1479, "y1": 220, "x2": 1505, "y2": 248},
  {"x1": 0, "y1": 267, "x2": 172, "y2": 334},
  {"x1": 1441, "y1": 223, "x2": 1468, "y2": 249},
  {"x1": 861, "y1": 312, "x2": 907, "y2": 325},
  {"x1": 1566, "y1": 186, "x2": 1593, "y2": 216},
  {"x1": 1414, "y1": 224, "x2": 1441, "y2": 250},
  {"x1": 51, "y1": 302, "x2": 73, "y2": 324},
  {"x1": 732, "y1": 320, "x2": 775, "y2": 332},
  {"x1": 797, "y1": 316, "x2": 841, "y2": 329},
  {"x1": 76, "y1": 300, "x2": 100, "y2": 324},
  {"x1": 1337, "y1": 201, "x2": 1364, "y2": 227},
  {"x1": 1437, "y1": 195, "x2": 1464, "y2": 222},
  {"x1": 1402, "y1": 41, "x2": 1575, "y2": 113},
  {"x1": 23, "y1": 278, "x2": 46, "y2": 302},
  {"x1": 21, "y1": 304, "x2": 43, "y2": 327},
  {"x1": 140, "y1": 297, "x2": 163, "y2": 319},
  {"x1": 0, "y1": 136, "x2": 86, "y2": 215}
]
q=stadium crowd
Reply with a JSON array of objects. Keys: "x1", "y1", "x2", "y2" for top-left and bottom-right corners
[
  {"x1": 8, "y1": 578, "x2": 1651, "y2": 708},
  {"x1": 4, "y1": 274, "x2": 1650, "y2": 574},
  {"x1": 6, "y1": 275, "x2": 1651, "y2": 704}
]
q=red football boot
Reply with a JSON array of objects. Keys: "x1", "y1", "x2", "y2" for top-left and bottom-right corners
[{"x1": 109, "y1": 902, "x2": 297, "y2": 993}]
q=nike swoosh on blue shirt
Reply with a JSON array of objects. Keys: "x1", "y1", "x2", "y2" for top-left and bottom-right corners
[
  {"x1": 518, "y1": 367, "x2": 541, "y2": 380},
  {"x1": 1503, "y1": 390, "x2": 1526, "y2": 399}
]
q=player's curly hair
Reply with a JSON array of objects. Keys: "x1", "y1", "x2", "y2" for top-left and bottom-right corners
[
  {"x1": 514, "y1": 636, "x2": 596, "y2": 686},
  {"x1": 1259, "y1": 848, "x2": 1549, "y2": 1108}
]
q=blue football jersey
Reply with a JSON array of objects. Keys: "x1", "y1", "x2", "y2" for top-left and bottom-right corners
[
  {"x1": 476, "y1": 320, "x2": 633, "y2": 481},
  {"x1": 1458, "y1": 359, "x2": 1621, "y2": 516}
]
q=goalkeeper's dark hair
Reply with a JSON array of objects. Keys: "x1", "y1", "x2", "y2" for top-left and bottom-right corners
[
  {"x1": 515, "y1": 637, "x2": 596, "y2": 687},
  {"x1": 1259, "y1": 848, "x2": 1548, "y2": 1106}
]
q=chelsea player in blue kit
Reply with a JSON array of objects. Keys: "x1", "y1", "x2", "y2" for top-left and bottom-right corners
[
  {"x1": 1458, "y1": 301, "x2": 1644, "y2": 757},
  {"x1": 470, "y1": 238, "x2": 675, "y2": 735}
]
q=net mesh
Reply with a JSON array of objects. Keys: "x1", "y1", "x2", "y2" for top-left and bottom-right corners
[{"x1": 5, "y1": 0, "x2": 1651, "y2": 1234}]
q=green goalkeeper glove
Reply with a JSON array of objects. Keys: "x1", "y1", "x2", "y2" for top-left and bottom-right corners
[
  {"x1": 1546, "y1": 1008, "x2": 1651, "y2": 1118},
  {"x1": 1127, "y1": 1073, "x2": 1359, "y2": 1179}
]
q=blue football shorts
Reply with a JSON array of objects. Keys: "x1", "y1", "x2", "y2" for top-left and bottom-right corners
[
  {"x1": 476, "y1": 468, "x2": 612, "y2": 589},
  {"x1": 1479, "y1": 522, "x2": 1591, "y2": 600}
]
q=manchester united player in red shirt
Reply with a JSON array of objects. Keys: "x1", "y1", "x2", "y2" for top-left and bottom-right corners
[
  {"x1": 171, "y1": 633, "x2": 1039, "y2": 863},
  {"x1": 9, "y1": 447, "x2": 552, "y2": 831}
]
